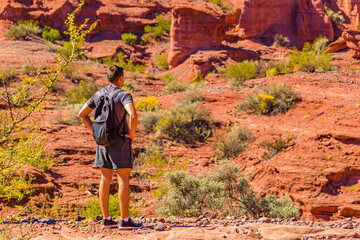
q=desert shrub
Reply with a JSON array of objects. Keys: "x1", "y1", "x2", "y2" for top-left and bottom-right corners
[
  {"x1": 135, "y1": 96, "x2": 160, "y2": 111},
  {"x1": 265, "y1": 67, "x2": 280, "y2": 77},
  {"x1": 182, "y1": 89, "x2": 204, "y2": 103},
  {"x1": 63, "y1": 81, "x2": 101, "y2": 105},
  {"x1": 133, "y1": 144, "x2": 165, "y2": 167},
  {"x1": 157, "y1": 163, "x2": 275, "y2": 218},
  {"x1": 142, "y1": 14, "x2": 171, "y2": 43},
  {"x1": 102, "y1": 53, "x2": 146, "y2": 73},
  {"x1": 122, "y1": 33, "x2": 137, "y2": 45},
  {"x1": 123, "y1": 80, "x2": 140, "y2": 92},
  {"x1": 58, "y1": 38, "x2": 85, "y2": 60},
  {"x1": 155, "y1": 53, "x2": 169, "y2": 70},
  {"x1": 139, "y1": 110, "x2": 163, "y2": 133},
  {"x1": 264, "y1": 195, "x2": 300, "y2": 219},
  {"x1": 226, "y1": 60, "x2": 257, "y2": 87},
  {"x1": 0, "y1": 134, "x2": 54, "y2": 201},
  {"x1": 42, "y1": 26, "x2": 61, "y2": 42},
  {"x1": 155, "y1": 101, "x2": 212, "y2": 143},
  {"x1": 83, "y1": 194, "x2": 139, "y2": 220},
  {"x1": 273, "y1": 34, "x2": 290, "y2": 47},
  {"x1": 324, "y1": 4, "x2": 345, "y2": 27},
  {"x1": 162, "y1": 79, "x2": 188, "y2": 94},
  {"x1": 288, "y1": 36, "x2": 332, "y2": 72},
  {"x1": 5, "y1": 20, "x2": 42, "y2": 40},
  {"x1": 58, "y1": 103, "x2": 83, "y2": 124},
  {"x1": 22, "y1": 63, "x2": 36, "y2": 76},
  {"x1": 261, "y1": 134, "x2": 292, "y2": 161},
  {"x1": 215, "y1": 123, "x2": 253, "y2": 160},
  {"x1": 235, "y1": 83, "x2": 301, "y2": 116},
  {"x1": 252, "y1": 60, "x2": 268, "y2": 78},
  {"x1": 62, "y1": 63, "x2": 79, "y2": 83}
]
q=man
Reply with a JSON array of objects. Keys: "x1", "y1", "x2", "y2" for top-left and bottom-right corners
[{"x1": 77, "y1": 65, "x2": 142, "y2": 230}]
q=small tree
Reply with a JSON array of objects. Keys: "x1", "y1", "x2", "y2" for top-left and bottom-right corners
[{"x1": 0, "y1": 0, "x2": 98, "y2": 201}]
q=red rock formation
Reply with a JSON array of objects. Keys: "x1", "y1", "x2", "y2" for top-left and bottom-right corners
[
  {"x1": 333, "y1": 0, "x2": 360, "y2": 30},
  {"x1": 229, "y1": 0, "x2": 334, "y2": 43},
  {"x1": 168, "y1": 1, "x2": 226, "y2": 68}
]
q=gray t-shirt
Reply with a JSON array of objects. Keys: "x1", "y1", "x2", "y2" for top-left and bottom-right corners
[{"x1": 87, "y1": 85, "x2": 133, "y2": 135}]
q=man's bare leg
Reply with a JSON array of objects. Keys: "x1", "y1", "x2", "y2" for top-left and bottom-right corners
[
  {"x1": 99, "y1": 168, "x2": 114, "y2": 218},
  {"x1": 116, "y1": 168, "x2": 131, "y2": 219}
]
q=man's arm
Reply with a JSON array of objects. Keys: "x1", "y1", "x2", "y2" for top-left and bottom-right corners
[
  {"x1": 124, "y1": 102, "x2": 138, "y2": 145},
  {"x1": 77, "y1": 103, "x2": 94, "y2": 132}
]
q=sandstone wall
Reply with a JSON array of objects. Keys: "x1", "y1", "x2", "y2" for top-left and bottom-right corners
[
  {"x1": 229, "y1": 0, "x2": 334, "y2": 43},
  {"x1": 168, "y1": 2, "x2": 226, "y2": 68}
]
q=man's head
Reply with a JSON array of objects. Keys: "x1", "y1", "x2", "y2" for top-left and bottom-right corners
[{"x1": 107, "y1": 65, "x2": 124, "y2": 84}]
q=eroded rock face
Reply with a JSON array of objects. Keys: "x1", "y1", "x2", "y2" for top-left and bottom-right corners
[
  {"x1": 0, "y1": 0, "x2": 169, "y2": 40},
  {"x1": 229, "y1": 0, "x2": 334, "y2": 43},
  {"x1": 334, "y1": 0, "x2": 360, "y2": 30},
  {"x1": 168, "y1": 2, "x2": 226, "y2": 68}
]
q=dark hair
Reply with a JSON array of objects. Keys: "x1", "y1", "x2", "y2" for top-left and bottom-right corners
[{"x1": 107, "y1": 65, "x2": 124, "y2": 83}]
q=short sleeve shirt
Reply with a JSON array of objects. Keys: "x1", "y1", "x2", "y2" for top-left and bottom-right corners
[{"x1": 87, "y1": 85, "x2": 133, "y2": 135}]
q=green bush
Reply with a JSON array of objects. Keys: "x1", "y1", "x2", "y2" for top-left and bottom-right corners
[
  {"x1": 139, "y1": 110, "x2": 163, "y2": 133},
  {"x1": 123, "y1": 80, "x2": 139, "y2": 92},
  {"x1": 0, "y1": 134, "x2": 54, "y2": 201},
  {"x1": 155, "y1": 53, "x2": 169, "y2": 70},
  {"x1": 235, "y1": 83, "x2": 301, "y2": 116},
  {"x1": 273, "y1": 34, "x2": 290, "y2": 47},
  {"x1": 5, "y1": 20, "x2": 42, "y2": 40},
  {"x1": 142, "y1": 14, "x2": 171, "y2": 43},
  {"x1": 42, "y1": 26, "x2": 61, "y2": 42},
  {"x1": 102, "y1": 53, "x2": 146, "y2": 73},
  {"x1": 155, "y1": 101, "x2": 212, "y2": 143},
  {"x1": 122, "y1": 33, "x2": 137, "y2": 45},
  {"x1": 226, "y1": 60, "x2": 257, "y2": 87},
  {"x1": 324, "y1": 4, "x2": 345, "y2": 27},
  {"x1": 162, "y1": 79, "x2": 188, "y2": 94},
  {"x1": 58, "y1": 38, "x2": 85, "y2": 60},
  {"x1": 264, "y1": 195, "x2": 300, "y2": 219},
  {"x1": 288, "y1": 36, "x2": 332, "y2": 72},
  {"x1": 157, "y1": 163, "x2": 300, "y2": 218},
  {"x1": 63, "y1": 81, "x2": 101, "y2": 105},
  {"x1": 260, "y1": 134, "x2": 292, "y2": 161},
  {"x1": 135, "y1": 96, "x2": 160, "y2": 111},
  {"x1": 216, "y1": 123, "x2": 253, "y2": 160}
]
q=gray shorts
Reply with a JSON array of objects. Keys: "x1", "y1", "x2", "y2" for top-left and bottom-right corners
[{"x1": 94, "y1": 137, "x2": 133, "y2": 169}]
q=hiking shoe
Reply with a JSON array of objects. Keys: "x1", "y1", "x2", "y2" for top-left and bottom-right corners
[
  {"x1": 101, "y1": 218, "x2": 118, "y2": 229},
  {"x1": 118, "y1": 218, "x2": 143, "y2": 230}
]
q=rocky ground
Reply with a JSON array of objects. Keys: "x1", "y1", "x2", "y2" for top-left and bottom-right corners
[{"x1": 3, "y1": 215, "x2": 360, "y2": 240}]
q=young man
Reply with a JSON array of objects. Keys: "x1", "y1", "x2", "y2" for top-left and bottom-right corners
[{"x1": 77, "y1": 65, "x2": 142, "y2": 230}]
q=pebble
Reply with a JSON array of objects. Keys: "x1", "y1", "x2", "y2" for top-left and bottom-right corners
[
  {"x1": 258, "y1": 217, "x2": 270, "y2": 223},
  {"x1": 155, "y1": 223, "x2": 166, "y2": 231}
]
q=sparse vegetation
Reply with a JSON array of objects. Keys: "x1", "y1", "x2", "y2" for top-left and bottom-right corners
[
  {"x1": 62, "y1": 63, "x2": 79, "y2": 83},
  {"x1": 162, "y1": 78, "x2": 188, "y2": 94},
  {"x1": 22, "y1": 63, "x2": 36, "y2": 76},
  {"x1": 122, "y1": 33, "x2": 137, "y2": 45},
  {"x1": 63, "y1": 81, "x2": 101, "y2": 105},
  {"x1": 141, "y1": 14, "x2": 171, "y2": 44},
  {"x1": 324, "y1": 4, "x2": 345, "y2": 27},
  {"x1": 83, "y1": 194, "x2": 139, "y2": 220},
  {"x1": 234, "y1": 83, "x2": 301, "y2": 116},
  {"x1": 135, "y1": 96, "x2": 160, "y2": 111},
  {"x1": 273, "y1": 34, "x2": 290, "y2": 47},
  {"x1": 215, "y1": 123, "x2": 253, "y2": 160},
  {"x1": 261, "y1": 135, "x2": 293, "y2": 161},
  {"x1": 155, "y1": 53, "x2": 169, "y2": 70},
  {"x1": 0, "y1": 0, "x2": 97, "y2": 202},
  {"x1": 5, "y1": 20, "x2": 42, "y2": 40},
  {"x1": 155, "y1": 101, "x2": 212, "y2": 143},
  {"x1": 157, "y1": 163, "x2": 300, "y2": 218},
  {"x1": 102, "y1": 53, "x2": 146, "y2": 73},
  {"x1": 42, "y1": 26, "x2": 61, "y2": 42},
  {"x1": 288, "y1": 36, "x2": 332, "y2": 72},
  {"x1": 226, "y1": 60, "x2": 257, "y2": 87},
  {"x1": 139, "y1": 110, "x2": 163, "y2": 133}
]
